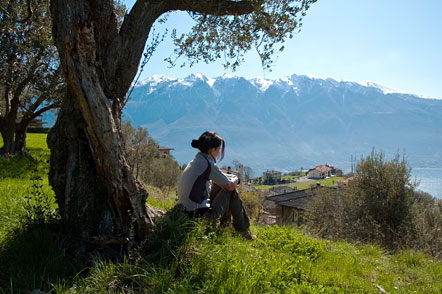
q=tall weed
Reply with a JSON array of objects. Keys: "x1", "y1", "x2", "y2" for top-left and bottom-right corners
[{"x1": 22, "y1": 172, "x2": 59, "y2": 226}]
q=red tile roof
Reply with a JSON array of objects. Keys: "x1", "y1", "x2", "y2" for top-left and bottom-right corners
[{"x1": 315, "y1": 165, "x2": 333, "y2": 173}]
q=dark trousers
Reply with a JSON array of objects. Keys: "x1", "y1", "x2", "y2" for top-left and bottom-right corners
[{"x1": 190, "y1": 189, "x2": 250, "y2": 233}]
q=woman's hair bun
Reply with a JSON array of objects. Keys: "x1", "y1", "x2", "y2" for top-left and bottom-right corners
[{"x1": 191, "y1": 139, "x2": 200, "y2": 148}]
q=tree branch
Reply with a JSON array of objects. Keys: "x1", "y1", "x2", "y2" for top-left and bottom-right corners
[
  {"x1": 171, "y1": 0, "x2": 260, "y2": 16},
  {"x1": 27, "y1": 95, "x2": 47, "y2": 114},
  {"x1": 32, "y1": 103, "x2": 58, "y2": 118},
  {"x1": 112, "y1": 1, "x2": 168, "y2": 98},
  {"x1": 113, "y1": 0, "x2": 261, "y2": 98},
  {"x1": 20, "y1": 102, "x2": 58, "y2": 126}
]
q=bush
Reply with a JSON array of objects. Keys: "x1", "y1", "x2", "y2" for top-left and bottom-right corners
[
  {"x1": 411, "y1": 191, "x2": 442, "y2": 258},
  {"x1": 121, "y1": 121, "x2": 181, "y2": 195},
  {"x1": 304, "y1": 187, "x2": 362, "y2": 240},
  {"x1": 305, "y1": 150, "x2": 417, "y2": 250},
  {"x1": 237, "y1": 186, "x2": 262, "y2": 221},
  {"x1": 23, "y1": 172, "x2": 59, "y2": 226},
  {"x1": 357, "y1": 152, "x2": 416, "y2": 246}
]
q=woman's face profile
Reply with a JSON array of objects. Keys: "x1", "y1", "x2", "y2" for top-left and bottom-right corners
[{"x1": 209, "y1": 146, "x2": 221, "y2": 160}]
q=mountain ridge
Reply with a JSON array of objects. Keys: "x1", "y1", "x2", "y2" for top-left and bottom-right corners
[{"x1": 123, "y1": 73, "x2": 442, "y2": 174}]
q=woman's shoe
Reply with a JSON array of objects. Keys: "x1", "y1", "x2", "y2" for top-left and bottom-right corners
[{"x1": 241, "y1": 229, "x2": 256, "y2": 240}]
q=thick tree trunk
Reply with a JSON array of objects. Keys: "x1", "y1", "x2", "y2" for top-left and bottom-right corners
[
  {"x1": 47, "y1": 74, "x2": 155, "y2": 248},
  {"x1": 0, "y1": 127, "x2": 14, "y2": 155},
  {"x1": 1, "y1": 87, "x2": 21, "y2": 156},
  {"x1": 14, "y1": 121, "x2": 29, "y2": 155},
  {"x1": 0, "y1": 112, "x2": 17, "y2": 156},
  {"x1": 47, "y1": 96, "x2": 119, "y2": 253},
  {"x1": 49, "y1": 0, "x2": 158, "y2": 247}
]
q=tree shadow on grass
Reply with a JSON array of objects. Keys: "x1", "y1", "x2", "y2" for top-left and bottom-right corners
[
  {"x1": 139, "y1": 208, "x2": 202, "y2": 266},
  {"x1": 0, "y1": 223, "x2": 80, "y2": 293},
  {"x1": 0, "y1": 209, "x2": 209, "y2": 293},
  {"x1": 0, "y1": 151, "x2": 48, "y2": 179}
]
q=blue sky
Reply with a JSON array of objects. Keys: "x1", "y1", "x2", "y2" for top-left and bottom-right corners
[{"x1": 122, "y1": 0, "x2": 442, "y2": 99}]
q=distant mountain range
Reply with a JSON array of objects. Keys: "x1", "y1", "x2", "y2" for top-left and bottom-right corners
[{"x1": 123, "y1": 73, "x2": 442, "y2": 175}]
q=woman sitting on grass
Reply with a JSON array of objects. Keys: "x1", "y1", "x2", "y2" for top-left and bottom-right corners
[{"x1": 177, "y1": 131, "x2": 254, "y2": 240}]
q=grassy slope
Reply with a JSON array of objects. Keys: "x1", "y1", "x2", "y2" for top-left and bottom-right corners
[{"x1": 0, "y1": 134, "x2": 441, "y2": 293}]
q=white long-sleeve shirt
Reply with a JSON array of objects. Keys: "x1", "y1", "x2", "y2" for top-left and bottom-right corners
[{"x1": 178, "y1": 152, "x2": 230, "y2": 211}]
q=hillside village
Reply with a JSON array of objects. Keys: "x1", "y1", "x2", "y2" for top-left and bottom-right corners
[
  {"x1": 216, "y1": 161, "x2": 349, "y2": 227},
  {"x1": 156, "y1": 141, "x2": 352, "y2": 227}
]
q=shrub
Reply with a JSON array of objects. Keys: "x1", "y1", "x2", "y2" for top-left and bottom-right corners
[
  {"x1": 305, "y1": 150, "x2": 417, "y2": 250},
  {"x1": 237, "y1": 186, "x2": 262, "y2": 221},
  {"x1": 411, "y1": 191, "x2": 442, "y2": 258},
  {"x1": 353, "y1": 151, "x2": 416, "y2": 248},
  {"x1": 23, "y1": 172, "x2": 59, "y2": 226},
  {"x1": 304, "y1": 187, "x2": 362, "y2": 241},
  {"x1": 121, "y1": 121, "x2": 181, "y2": 195}
]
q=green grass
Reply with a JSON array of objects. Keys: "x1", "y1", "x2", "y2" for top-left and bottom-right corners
[
  {"x1": 145, "y1": 185, "x2": 178, "y2": 211},
  {"x1": 1, "y1": 134, "x2": 442, "y2": 293},
  {"x1": 0, "y1": 134, "x2": 54, "y2": 241},
  {"x1": 0, "y1": 133, "x2": 78, "y2": 293},
  {"x1": 281, "y1": 172, "x2": 306, "y2": 180},
  {"x1": 48, "y1": 223, "x2": 442, "y2": 293},
  {"x1": 253, "y1": 176, "x2": 345, "y2": 191}
]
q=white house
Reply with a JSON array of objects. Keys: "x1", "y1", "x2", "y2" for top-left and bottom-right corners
[{"x1": 307, "y1": 165, "x2": 334, "y2": 179}]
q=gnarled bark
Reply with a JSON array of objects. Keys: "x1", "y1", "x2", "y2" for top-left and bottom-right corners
[
  {"x1": 47, "y1": 96, "x2": 115, "y2": 252},
  {"x1": 49, "y1": 0, "x2": 158, "y2": 244}
]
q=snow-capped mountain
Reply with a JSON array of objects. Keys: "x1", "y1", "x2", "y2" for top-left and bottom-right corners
[{"x1": 123, "y1": 73, "x2": 442, "y2": 173}]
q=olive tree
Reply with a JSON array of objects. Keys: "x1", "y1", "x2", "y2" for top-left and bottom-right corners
[
  {"x1": 122, "y1": 120, "x2": 180, "y2": 195},
  {"x1": 48, "y1": 0, "x2": 316, "y2": 249},
  {"x1": 0, "y1": 0, "x2": 63, "y2": 155}
]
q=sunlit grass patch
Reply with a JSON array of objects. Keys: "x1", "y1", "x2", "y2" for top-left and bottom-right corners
[
  {"x1": 0, "y1": 133, "x2": 49, "y2": 179},
  {"x1": 25, "y1": 133, "x2": 49, "y2": 150},
  {"x1": 0, "y1": 177, "x2": 29, "y2": 237},
  {"x1": 253, "y1": 176, "x2": 344, "y2": 191},
  {"x1": 145, "y1": 184, "x2": 178, "y2": 211},
  {"x1": 0, "y1": 133, "x2": 55, "y2": 242},
  {"x1": 176, "y1": 225, "x2": 328, "y2": 293}
]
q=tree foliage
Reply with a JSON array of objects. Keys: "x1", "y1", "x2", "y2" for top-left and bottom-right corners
[
  {"x1": 411, "y1": 191, "x2": 442, "y2": 259},
  {"x1": 122, "y1": 121, "x2": 181, "y2": 194},
  {"x1": 237, "y1": 185, "x2": 262, "y2": 221},
  {"x1": 167, "y1": 0, "x2": 316, "y2": 70},
  {"x1": 122, "y1": 121, "x2": 158, "y2": 181},
  {"x1": 0, "y1": 0, "x2": 63, "y2": 155},
  {"x1": 353, "y1": 151, "x2": 416, "y2": 246},
  {"x1": 305, "y1": 151, "x2": 417, "y2": 250}
]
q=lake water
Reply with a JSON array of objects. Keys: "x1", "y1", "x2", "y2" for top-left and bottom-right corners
[{"x1": 412, "y1": 168, "x2": 442, "y2": 199}]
